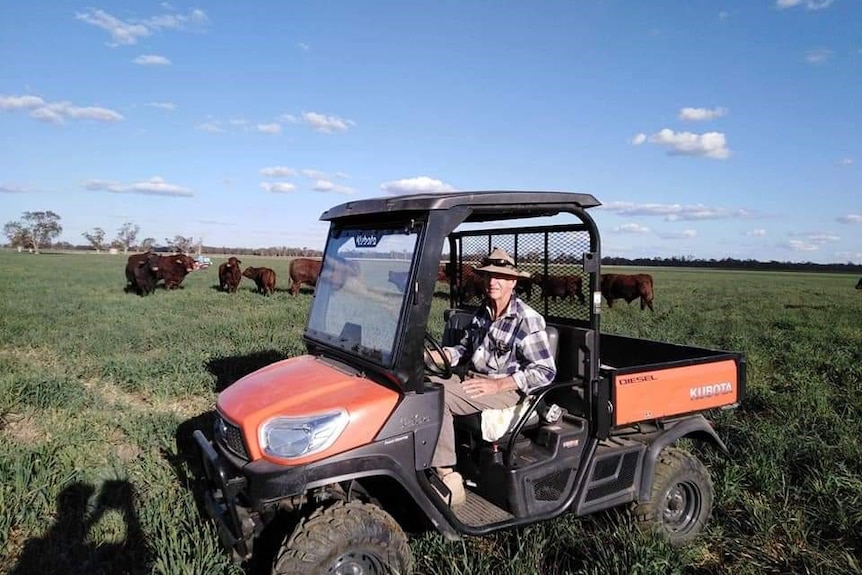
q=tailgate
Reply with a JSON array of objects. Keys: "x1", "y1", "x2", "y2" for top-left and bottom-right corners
[{"x1": 606, "y1": 356, "x2": 743, "y2": 427}]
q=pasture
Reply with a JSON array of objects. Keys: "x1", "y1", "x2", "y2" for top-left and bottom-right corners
[{"x1": 0, "y1": 251, "x2": 860, "y2": 575}]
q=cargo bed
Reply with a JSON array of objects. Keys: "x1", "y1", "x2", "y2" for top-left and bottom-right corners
[{"x1": 599, "y1": 334, "x2": 745, "y2": 427}]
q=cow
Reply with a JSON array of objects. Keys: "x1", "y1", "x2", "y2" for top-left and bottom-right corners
[
  {"x1": 124, "y1": 252, "x2": 161, "y2": 296},
  {"x1": 441, "y1": 262, "x2": 486, "y2": 300},
  {"x1": 157, "y1": 253, "x2": 196, "y2": 290},
  {"x1": 540, "y1": 274, "x2": 585, "y2": 304},
  {"x1": 601, "y1": 273, "x2": 654, "y2": 311},
  {"x1": 288, "y1": 257, "x2": 360, "y2": 296},
  {"x1": 388, "y1": 270, "x2": 410, "y2": 292},
  {"x1": 243, "y1": 266, "x2": 276, "y2": 296},
  {"x1": 218, "y1": 257, "x2": 243, "y2": 293},
  {"x1": 856, "y1": 277, "x2": 862, "y2": 289},
  {"x1": 288, "y1": 258, "x2": 323, "y2": 296}
]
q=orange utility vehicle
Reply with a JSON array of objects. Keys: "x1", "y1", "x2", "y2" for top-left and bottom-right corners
[{"x1": 193, "y1": 191, "x2": 745, "y2": 575}]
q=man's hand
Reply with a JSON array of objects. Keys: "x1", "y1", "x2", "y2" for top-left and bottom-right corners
[{"x1": 462, "y1": 375, "x2": 517, "y2": 398}]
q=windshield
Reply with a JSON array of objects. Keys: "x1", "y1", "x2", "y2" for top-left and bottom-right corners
[{"x1": 306, "y1": 222, "x2": 422, "y2": 366}]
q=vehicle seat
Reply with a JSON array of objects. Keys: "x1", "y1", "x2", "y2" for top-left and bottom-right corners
[{"x1": 452, "y1": 321, "x2": 560, "y2": 443}]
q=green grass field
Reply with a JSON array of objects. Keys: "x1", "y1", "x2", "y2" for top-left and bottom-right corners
[{"x1": 1, "y1": 251, "x2": 860, "y2": 575}]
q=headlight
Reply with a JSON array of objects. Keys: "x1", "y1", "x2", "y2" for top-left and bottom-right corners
[{"x1": 259, "y1": 410, "x2": 349, "y2": 459}]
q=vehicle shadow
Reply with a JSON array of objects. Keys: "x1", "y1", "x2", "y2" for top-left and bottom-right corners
[
  {"x1": 205, "y1": 349, "x2": 290, "y2": 392},
  {"x1": 9, "y1": 480, "x2": 151, "y2": 575}
]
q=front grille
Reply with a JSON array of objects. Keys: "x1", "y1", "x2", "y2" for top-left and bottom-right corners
[{"x1": 217, "y1": 415, "x2": 249, "y2": 460}]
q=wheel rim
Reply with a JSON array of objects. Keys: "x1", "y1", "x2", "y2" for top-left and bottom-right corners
[
  {"x1": 662, "y1": 480, "x2": 701, "y2": 534},
  {"x1": 327, "y1": 548, "x2": 388, "y2": 575}
]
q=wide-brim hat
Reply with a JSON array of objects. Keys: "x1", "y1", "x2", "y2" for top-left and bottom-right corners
[{"x1": 474, "y1": 247, "x2": 531, "y2": 278}]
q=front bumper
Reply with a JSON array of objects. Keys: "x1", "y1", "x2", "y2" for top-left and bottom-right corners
[{"x1": 193, "y1": 429, "x2": 256, "y2": 560}]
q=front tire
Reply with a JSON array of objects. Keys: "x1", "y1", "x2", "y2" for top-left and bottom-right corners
[
  {"x1": 274, "y1": 501, "x2": 413, "y2": 575},
  {"x1": 633, "y1": 447, "x2": 714, "y2": 546}
]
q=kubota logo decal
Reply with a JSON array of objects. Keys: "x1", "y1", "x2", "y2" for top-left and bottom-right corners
[{"x1": 690, "y1": 382, "x2": 733, "y2": 400}]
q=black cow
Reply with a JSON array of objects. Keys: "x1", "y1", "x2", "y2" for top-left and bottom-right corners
[{"x1": 125, "y1": 252, "x2": 161, "y2": 296}]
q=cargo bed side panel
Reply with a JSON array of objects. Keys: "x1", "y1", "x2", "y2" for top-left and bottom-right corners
[{"x1": 611, "y1": 359, "x2": 739, "y2": 426}]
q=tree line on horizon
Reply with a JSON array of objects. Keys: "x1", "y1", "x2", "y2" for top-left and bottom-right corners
[{"x1": 3, "y1": 210, "x2": 860, "y2": 274}]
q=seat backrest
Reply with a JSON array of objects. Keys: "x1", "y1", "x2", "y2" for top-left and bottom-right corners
[
  {"x1": 546, "y1": 325, "x2": 559, "y2": 364},
  {"x1": 442, "y1": 309, "x2": 474, "y2": 347}
]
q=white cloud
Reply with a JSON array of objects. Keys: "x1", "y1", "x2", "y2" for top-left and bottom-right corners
[
  {"x1": 837, "y1": 214, "x2": 862, "y2": 224},
  {"x1": 196, "y1": 121, "x2": 225, "y2": 133},
  {"x1": 260, "y1": 182, "x2": 297, "y2": 193},
  {"x1": 784, "y1": 240, "x2": 820, "y2": 252},
  {"x1": 260, "y1": 166, "x2": 296, "y2": 177},
  {"x1": 679, "y1": 107, "x2": 727, "y2": 121},
  {"x1": 601, "y1": 201, "x2": 752, "y2": 221},
  {"x1": 301, "y1": 169, "x2": 329, "y2": 180},
  {"x1": 380, "y1": 176, "x2": 457, "y2": 195},
  {"x1": 83, "y1": 176, "x2": 193, "y2": 197},
  {"x1": 76, "y1": 7, "x2": 209, "y2": 46},
  {"x1": 837, "y1": 158, "x2": 854, "y2": 166},
  {"x1": 145, "y1": 102, "x2": 176, "y2": 111},
  {"x1": 804, "y1": 48, "x2": 833, "y2": 64},
  {"x1": 257, "y1": 123, "x2": 282, "y2": 134},
  {"x1": 302, "y1": 112, "x2": 355, "y2": 133},
  {"x1": 631, "y1": 133, "x2": 647, "y2": 145},
  {"x1": 658, "y1": 229, "x2": 697, "y2": 239},
  {"x1": 312, "y1": 180, "x2": 354, "y2": 195},
  {"x1": 1, "y1": 94, "x2": 123, "y2": 124},
  {"x1": 776, "y1": 0, "x2": 834, "y2": 10},
  {"x1": 634, "y1": 128, "x2": 731, "y2": 159},
  {"x1": 298, "y1": 42, "x2": 310, "y2": 52},
  {"x1": 0, "y1": 183, "x2": 33, "y2": 194},
  {"x1": 745, "y1": 229, "x2": 767, "y2": 237},
  {"x1": 133, "y1": 54, "x2": 172, "y2": 66},
  {"x1": 614, "y1": 223, "x2": 651, "y2": 234}
]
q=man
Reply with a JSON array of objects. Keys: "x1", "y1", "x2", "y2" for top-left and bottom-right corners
[{"x1": 430, "y1": 247, "x2": 557, "y2": 506}]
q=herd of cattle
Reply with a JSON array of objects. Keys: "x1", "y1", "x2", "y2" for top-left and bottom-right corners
[
  {"x1": 125, "y1": 252, "x2": 654, "y2": 310},
  {"x1": 395, "y1": 262, "x2": 655, "y2": 311}
]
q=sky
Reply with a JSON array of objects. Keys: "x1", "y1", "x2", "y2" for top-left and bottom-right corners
[{"x1": 1, "y1": 0, "x2": 860, "y2": 263}]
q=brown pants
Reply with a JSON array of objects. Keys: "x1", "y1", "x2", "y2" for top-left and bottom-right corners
[{"x1": 430, "y1": 375, "x2": 521, "y2": 468}]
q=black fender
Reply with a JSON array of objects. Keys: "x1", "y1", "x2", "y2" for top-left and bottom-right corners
[{"x1": 637, "y1": 415, "x2": 727, "y2": 502}]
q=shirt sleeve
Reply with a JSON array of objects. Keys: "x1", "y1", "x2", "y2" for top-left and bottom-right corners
[{"x1": 511, "y1": 315, "x2": 557, "y2": 394}]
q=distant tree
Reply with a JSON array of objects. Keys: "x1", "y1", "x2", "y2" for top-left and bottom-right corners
[
  {"x1": 139, "y1": 237, "x2": 157, "y2": 251},
  {"x1": 3, "y1": 210, "x2": 63, "y2": 253},
  {"x1": 115, "y1": 222, "x2": 140, "y2": 254},
  {"x1": 82, "y1": 227, "x2": 107, "y2": 253},
  {"x1": 165, "y1": 235, "x2": 195, "y2": 253}
]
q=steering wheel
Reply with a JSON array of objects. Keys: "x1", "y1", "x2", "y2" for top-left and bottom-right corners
[{"x1": 423, "y1": 332, "x2": 453, "y2": 379}]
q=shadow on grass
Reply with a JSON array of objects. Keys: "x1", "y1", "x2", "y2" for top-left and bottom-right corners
[
  {"x1": 9, "y1": 480, "x2": 151, "y2": 575},
  {"x1": 206, "y1": 349, "x2": 291, "y2": 392}
]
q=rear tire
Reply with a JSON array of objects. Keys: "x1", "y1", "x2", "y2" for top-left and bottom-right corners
[
  {"x1": 273, "y1": 501, "x2": 413, "y2": 575},
  {"x1": 633, "y1": 447, "x2": 713, "y2": 546}
]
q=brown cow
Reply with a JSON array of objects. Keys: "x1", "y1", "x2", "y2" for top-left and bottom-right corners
[
  {"x1": 856, "y1": 277, "x2": 862, "y2": 289},
  {"x1": 601, "y1": 273, "x2": 654, "y2": 311},
  {"x1": 243, "y1": 266, "x2": 276, "y2": 296},
  {"x1": 157, "y1": 253, "x2": 196, "y2": 290},
  {"x1": 288, "y1": 258, "x2": 322, "y2": 296},
  {"x1": 442, "y1": 262, "x2": 486, "y2": 300},
  {"x1": 539, "y1": 274, "x2": 585, "y2": 304},
  {"x1": 218, "y1": 257, "x2": 243, "y2": 293},
  {"x1": 289, "y1": 257, "x2": 360, "y2": 296},
  {"x1": 125, "y1": 252, "x2": 161, "y2": 296}
]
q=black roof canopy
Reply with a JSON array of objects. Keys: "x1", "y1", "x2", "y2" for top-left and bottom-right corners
[{"x1": 319, "y1": 190, "x2": 602, "y2": 223}]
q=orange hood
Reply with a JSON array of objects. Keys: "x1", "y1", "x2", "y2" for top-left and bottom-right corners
[{"x1": 218, "y1": 355, "x2": 400, "y2": 464}]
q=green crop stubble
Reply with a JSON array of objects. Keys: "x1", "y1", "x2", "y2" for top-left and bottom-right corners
[{"x1": 0, "y1": 252, "x2": 860, "y2": 575}]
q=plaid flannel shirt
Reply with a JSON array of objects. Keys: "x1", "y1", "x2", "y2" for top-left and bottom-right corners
[{"x1": 446, "y1": 296, "x2": 556, "y2": 394}]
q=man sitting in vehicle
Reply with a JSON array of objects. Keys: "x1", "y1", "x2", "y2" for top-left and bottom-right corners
[{"x1": 430, "y1": 247, "x2": 557, "y2": 506}]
